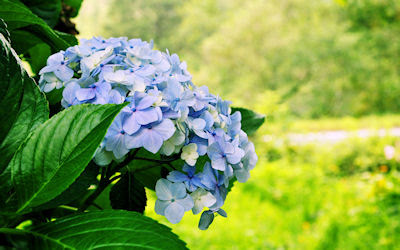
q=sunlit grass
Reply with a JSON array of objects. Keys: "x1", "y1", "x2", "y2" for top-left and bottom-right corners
[{"x1": 144, "y1": 132, "x2": 400, "y2": 249}]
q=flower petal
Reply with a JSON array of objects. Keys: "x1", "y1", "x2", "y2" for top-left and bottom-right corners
[
  {"x1": 167, "y1": 171, "x2": 189, "y2": 183},
  {"x1": 142, "y1": 129, "x2": 163, "y2": 153},
  {"x1": 176, "y1": 195, "x2": 194, "y2": 212},
  {"x1": 155, "y1": 179, "x2": 173, "y2": 200},
  {"x1": 164, "y1": 202, "x2": 185, "y2": 224},
  {"x1": 170, "y1": 182, "x2": 187, "y2": 199},
  {"x1": 155, "y1": 199, "x2": 170, "y2": 216},
  {"x1": 153, "y1": 119, "x2": 176, "y2": 140}
]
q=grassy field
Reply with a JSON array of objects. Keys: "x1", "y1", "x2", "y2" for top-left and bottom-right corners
[
  {"x1": 263, "y1": 114, "x2": 400, "y2": 135},
  {"x1": 145, "y1": 116, "x2": 400, "y2": 249}
]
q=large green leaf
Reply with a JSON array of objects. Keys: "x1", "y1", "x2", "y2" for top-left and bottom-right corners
[
  {"x1": 55, "y1": 30, "x2": 78, "y2": 46},
  {"x1": 0, "y1": 210, "x2": 187, "y2": 249},
  {"x1": 0, "y1": 103, "x2": 126, "y2": 214},
  {"x1": 231, "y1": 107, "x2": 265, "y2": 136},
  {"x1": 34, "y1": 162, "x2": 100, "y2": 211},
  {"x1": 26, "y1": 42, "x2": 51, "y2": 75},
  {"x1": 110, "y1": 172, "x2": 147, "y2": 213},
  {"x1": 0, "y1": 0, "x2": 71, "y2": 53},
  {"x1": 21, "y1": 0, "x2": 62, "y2": 28},
  {"x1": 0, "y1": 20, "x2": 49, "y2": 173}
]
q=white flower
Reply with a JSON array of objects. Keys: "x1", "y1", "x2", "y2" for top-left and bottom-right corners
[
  {"x1": 190, "y1": 188, "x2": 216, "y2": 215},
  {"x1": 181, "y1": 143, "x2": 199, "y2": 166}
]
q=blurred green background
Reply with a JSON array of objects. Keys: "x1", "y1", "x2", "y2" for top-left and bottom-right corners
[{"x1": 75, "y1": 0, "x2": 400, "y2": 249}]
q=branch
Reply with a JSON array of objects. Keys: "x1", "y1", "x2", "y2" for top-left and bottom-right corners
[
  {"x1": 134, "y1": 154, "x2": 180, "y2": 164},
  {"x1": 110, "y1": 148, "x2": 141, "y2": 176}
]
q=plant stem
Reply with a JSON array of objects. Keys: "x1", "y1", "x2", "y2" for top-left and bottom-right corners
[{"x1": 134, "y1": 155, "x2": 179, "y2": 164}]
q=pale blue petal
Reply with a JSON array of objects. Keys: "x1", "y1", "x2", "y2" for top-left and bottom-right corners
[
  {"x1": 47, "y1": 52, "x2": 64, "y2": 65},
  {"x1": 165, "y1": 202, "x2": 185, "y2": 224},
  {"x1": 142, "y1": 129, "x2": 163, "y2": 153},
  {"x1": 182, "y1": 165, "x2": 196, "y2": 176},
  {"x1": 220, "y1": 141, "x2": 235, "y2": 154},
  {"x1": 170, "y1": 182, "x2": 187, "y2": 199},
  {"x1": 211, "y1": 157, "x2": 227, "y2": 171},
  {"x1": 123, "y1": 113, "x2": 141, "y2": 135},
  {"x1": 192, "y1": 118, "x2": 206, "y2": 130},
  {"x1": 155, "y1": 179, "x2": 173, "y2": 200},
  {"x1": 75, "y1": 88, "x2": 95, "y2": 101},
  {"x1": 155, "y1": 199, "x2": 170, "y2": 216},
  {"x1": 136, "y1": 95, "x2": 157, "y2": 109},
  {"x1": 135, "y1": 109, "x2": 159, "y2": 125},
  {"x1": 55, "y1": 66, "x2": 74, "y2": 82},
  {"x1": 153, "y1": 119, "x2": 175, "y2": 140},
  {"x1": 109, "y1": 89, "x2": 124, "y2": 104},
  {"x1": 235, "y1": 168, "x2": 250, "y2": 183},
  {"x1": 94, "y1": 148, "x2": 113, "y2": 166},
  {"x1": 62, "y1": 81, "x2": 80, "y2": 104},
  {"x1": 227, "y1": 148, "x2": 244, "y2": 165},
  {"x1": 167, "y1": 171, "x2": 189, "y2": 182},
  {"x1": 201, "y1": 163, "x2": 216, "y2": 190},
  {"x1": 176, "y1": 195, "x2": 194, "y2": 211},
  {"x1": 207, "y1": 142, "x2": 222, "y2": 159},
  {"x1": 125, "y1": 129, "x2": 146, "y2": 149}
]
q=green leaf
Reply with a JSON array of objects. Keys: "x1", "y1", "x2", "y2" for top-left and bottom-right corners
[
  {"x1": 10, "y1": 30, "x2": 43, "y2": 53},
  {"x1": 231, "y1": 107, "x2": 265, "y2": 136},
  {"x1": 91, "y1": 183, "x2": 113, "y2": 210},
  {"x1": 34, "y1": 162, "x2": 100, "y2": 211},
  {"x1": 110, "y1": 172, "x2": 147, "y2": 213},
  {"x1": 26, "y1": 43, "x2": 51, "y2": 75},
  {"x1": 21, "y1": 0, "x2": 62, "y2": 28},
  {"x1": 0, "y1": 103, "x2": 126, "y2": 214},
  {"x1": 0, "y1": 21, "x2": 49, "y2": 173},
  {"x1": 0, "y1": 0, "x2": 71, "y2": 52},
  {"x1": 0, "y1": 211, "x2": 187, "y2": 249},
  {"x1": 55, "y1": 30, "x2": 78, "y2": 46}
]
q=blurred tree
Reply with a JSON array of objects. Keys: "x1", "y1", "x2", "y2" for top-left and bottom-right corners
[
  {"x1": 75, "y1": 0, "x2": 400, "y2": 118},
  {"x1": 102, "y1": 0, "x2": 181, "y2": 52}
]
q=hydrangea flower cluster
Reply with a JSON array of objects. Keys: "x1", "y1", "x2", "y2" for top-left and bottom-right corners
[{"x1": 39, "y1": 37, "x2": 257, "y2": 228}]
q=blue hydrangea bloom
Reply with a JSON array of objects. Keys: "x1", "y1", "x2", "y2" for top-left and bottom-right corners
[
  {"x1": 167, "y1": 164, "x2": 205, "y2": 192},
  {"x1": 39, "y1": 52, "x2": 74, "y2": 82},
  {"x1": 207, "y1": 139, "x2": 245, "y2": 171},
  {"x1": 39, "y1": 36, "x2": 258, "y2": 229},
  {"x1": 201, "y1": 162, "x2": 227, "y2": 210},
  {"x1": 155, "y1": 179, "x2": 194, "y2": 224},
  {"x1": 121, "y1": 92, "x2": 162, "y2": 135}
]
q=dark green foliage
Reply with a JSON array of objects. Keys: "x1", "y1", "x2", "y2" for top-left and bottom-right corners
[
  {"x1": 110, "y1": 172, "x2": 147, "y2": 213},
  {"x1": 0, "y1": 0, "x2": 72, "y2": 53},
  {"x1": 129, "y1": 149, "x2": 182, "y2": 190},
  {"x1": 0, "y1": 20, "x2": 49, "y2": 173},
  {"x1": 34, "y1": 162, "x2": 100, "y2": 211},
  {"x1": 0, "y1": 103, "x2": 126, "y2": 214},
  {"x1": 20, "y1": 0, "x2": 62, "y2": 28}
]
